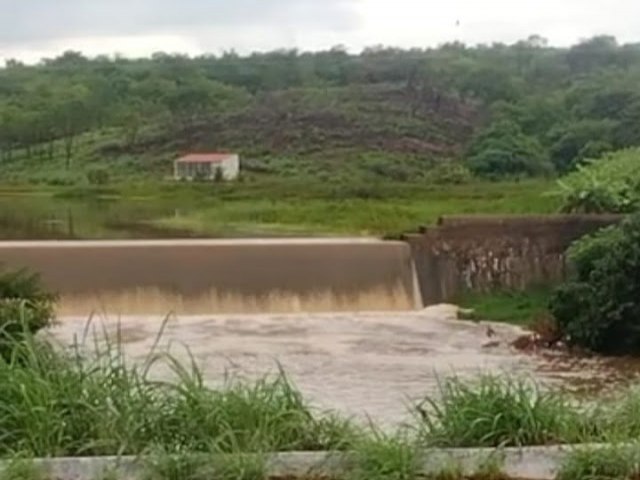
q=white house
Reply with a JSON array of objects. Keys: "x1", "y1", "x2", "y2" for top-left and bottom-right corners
[{"x1": 173, "y1": 153, "x2": 240, "y2": 181}]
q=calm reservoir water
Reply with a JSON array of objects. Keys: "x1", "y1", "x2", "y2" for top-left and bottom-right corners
[{"x1": 0, "y1": 194, "x2": 185, "y2": 239}]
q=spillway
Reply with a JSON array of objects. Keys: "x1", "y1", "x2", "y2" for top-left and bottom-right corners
[{"x1": 0, "y1": 239, "x2": 423, "y2": 315}]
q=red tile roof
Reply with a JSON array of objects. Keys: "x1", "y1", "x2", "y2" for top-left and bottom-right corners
[{"x1": 175, "y1": 153, "x2": 234, "y2": 164}]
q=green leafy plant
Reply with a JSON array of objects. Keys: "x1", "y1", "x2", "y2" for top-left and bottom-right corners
[
  {"x1": 0, "y1": 269, "x2": 56, "y2": 361},
  {"x1": 554, "y1": 147, "x2": 640, "y2": 213}
]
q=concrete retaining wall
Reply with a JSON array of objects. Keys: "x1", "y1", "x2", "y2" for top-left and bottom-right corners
[
  {"x1": 405, "y1": 214, "x2": 623, "y2": 305},
  {"x1": 0, "y1": 445, "x2": 618, "y2": 480},
  {"x1": 0, "y1": 239, "x2": 420, "y2": 315}
]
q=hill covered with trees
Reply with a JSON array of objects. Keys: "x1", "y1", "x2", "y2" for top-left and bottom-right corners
[{"x1": 1, "y1": 35, "x2": 639, "y2": 185}]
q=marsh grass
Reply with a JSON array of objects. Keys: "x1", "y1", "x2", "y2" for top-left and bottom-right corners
[
  {"x1": 0, "y1": 320, "x2": 358, "y2": 458},
  {"x1": 592, "y1": 386, "x2": 640, "y2": 443},
  {"x1": 414, "y1": 375, "x2": 594, "y2": 448}
]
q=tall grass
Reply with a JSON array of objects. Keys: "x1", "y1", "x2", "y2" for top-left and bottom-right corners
[
  {"x1": 0, "y1": 325, "x2": 358, "y2": 458},
  {"x1": 557, "y1": 444, "x2": 640, "y2": 480},
  {"x1": 414, "y1": 375, "x2": 593, "y2": 448},
  {"x1": 0, "y1": 457, "x2": 44, "y2": 480},
  {"x1": 346, "y1": 433, "x2": 420, "y2": 480}
]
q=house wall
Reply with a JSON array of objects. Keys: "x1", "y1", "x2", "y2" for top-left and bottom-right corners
[
  {"x1": 404, "y1": 214, "x2": 623, "y2": 305},
  {"x1": 176, "y1": 162, "x2": 213, "y2": 180},
  {"x1": 220, "y1": 155, "x2": 240, "y2": 180},
  {"x1": 174, "y1": 156, "x2": 240, "y2": 181}
]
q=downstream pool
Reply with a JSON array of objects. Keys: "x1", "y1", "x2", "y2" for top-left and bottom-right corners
[{"x1": 49, "y1": 306, "x2": 640, "y2": 426}]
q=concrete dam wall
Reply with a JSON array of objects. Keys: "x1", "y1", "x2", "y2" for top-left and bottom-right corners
[
  {"x1": 405, "y1": 214, "x2": 623, "y2": 304},
  {"x1": 0, "y1": 239, "x2": 421, "y2": 315}
]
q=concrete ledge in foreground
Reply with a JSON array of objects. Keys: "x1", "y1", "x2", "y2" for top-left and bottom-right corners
[{"x1": 0, "y1": 444, "x2": 623, "y2": 480}]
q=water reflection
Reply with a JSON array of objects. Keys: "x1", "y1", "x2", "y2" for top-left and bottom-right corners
[{"x1": 0, "y1": 195, "x2": 183, "y2": 239}]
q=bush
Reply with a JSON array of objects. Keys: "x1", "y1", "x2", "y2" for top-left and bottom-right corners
[
  {"x1": 548, "y1": 119, "x2": 616, "y2": 172},
  {"x1": 555, "y1": 147, "x2": 640, "y2": 213},
  {"x1": 425, "y1": 163, "x2": 472, "y2": 185},
  {"x1": 550, "y1": 214, "x2": 640, "y2": 354},
  {"x1": 0, "y1": 269, "x2": 56, "y2": 360},
  {"x1": 45, "y1": 173, "x2": 79, "y2": 187},
  {"x1": 86, "y1": 167, "x2": 110, "y2": 186},
  {"x1": 466, "y1": 120, "x2": 554, "y2": 178}
]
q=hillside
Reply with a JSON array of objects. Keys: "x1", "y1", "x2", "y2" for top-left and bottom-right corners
[
  {"x1": 1, "y1": 36, "x2": 640, "y2": 186},
  {"x1": 1, "y1": 82, "x2": 479, "y2": 184}
]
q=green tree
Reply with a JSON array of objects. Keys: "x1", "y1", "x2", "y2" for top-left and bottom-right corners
[
  {"x1": 52, "y1": 85, "x2": 92, "y2": 169},
  {"x1": 466, "y1": 120, "x2": 553, "y2": 178}
]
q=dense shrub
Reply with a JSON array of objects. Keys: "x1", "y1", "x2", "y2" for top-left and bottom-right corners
[
  {"x1": 425, "y1": 163, "x2": 472, "y2": 185},
  {"x1": 548, "y1": 119, "x2": 616, "y2": 172},
  {"x1": 0, "y1": 269, "x2": 56, "y2": 360},
  {"x1": 550, "y1": 214, "x2": 640, "y2": 354},
  {"x1": 466, "y1": 120, "x2": 554, "y2": 178}
]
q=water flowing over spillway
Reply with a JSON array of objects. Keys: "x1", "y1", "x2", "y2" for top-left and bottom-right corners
[{"x1": 0, "y1": 238, "x2": 422, "y2": 315}]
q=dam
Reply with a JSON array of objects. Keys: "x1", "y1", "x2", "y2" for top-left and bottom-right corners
[{"x1": 0, "y1": 238, "x2": 422, "y2": 315}]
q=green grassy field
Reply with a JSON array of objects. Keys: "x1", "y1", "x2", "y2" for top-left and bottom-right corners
[{"x1": 141, "y1": 179, "x2": 559, "y2": 237}]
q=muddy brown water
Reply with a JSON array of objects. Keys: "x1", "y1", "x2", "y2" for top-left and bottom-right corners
[{"x1": 47, "y1": 305, "x2": 640, "y2": 426}]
